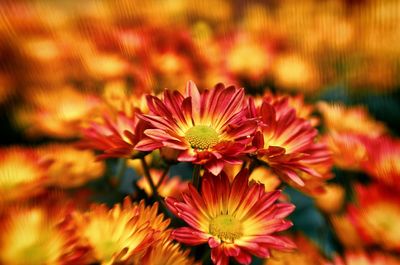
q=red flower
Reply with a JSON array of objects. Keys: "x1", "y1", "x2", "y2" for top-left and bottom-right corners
[
  {"x1": 249, "y1": 95, "x2": 332, "y2": 187},
  {"x1": 166, "y1": 169, "x2": 295, "y2": 265},
  {"x1": 136, "y1": 81, "x2": 257, "y2": 175}
]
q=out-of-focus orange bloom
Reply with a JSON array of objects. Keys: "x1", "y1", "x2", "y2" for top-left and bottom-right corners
[
  {"x1": 348, "y1": 184, "x2": 400, "y2": 252},
  {"x1": 0, "y1": 147, "x2": 49, "y2": 204},
  {"x1": 0, "y1": 206, "x2": 87, "y2": 265},
  {"x1": 38, "y1": 144, "x2": 105, "y2": 188},
  {"x1": 314, "y1": 183, "x2": 345, "y2": 213},
  {"x1": 224, "y1": 35, "x2": 274, "y2": 83},
  {"x1": 324, "y1": 132, "x2": 369, "y2": 171},
  {"x1": 267, "y1": 234, "x2": 327, "y2": 265},
  {"x1": 273, "y1": 53, "x2": 320, "y2": 93},
  {"x1": 14, "y1": 86, "x2": 101, "y2": 139},
  {"x1": 137, "y1": 169, "x2": 188, "y2": 199},
  {"x1": 330, "y1": 214, "x2": 364, "y2": 249},
  {"x1": 363, "y1": 136, "x2": 400, "y2": 191},
  {"x1": 317, "y1": 102, "x2": 387, "y2": 137},
  {"x1": 328, "y1": 251, "x2": 400, "y2": 265}
]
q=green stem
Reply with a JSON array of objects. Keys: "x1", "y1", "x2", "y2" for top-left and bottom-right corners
[
  {"x1": 140, "y1": 157, "x2": 160, "y2": 200},
  {"x1": 156, "y1": 164, "x2": 171, "y2": 189},
  {"x1": 193, "y1": 164, "x2": 201, "y2": 191}
]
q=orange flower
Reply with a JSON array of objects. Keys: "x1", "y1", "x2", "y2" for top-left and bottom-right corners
[
  {"x1": 0, "y1": 147, "x2": 49, "y2": 203},
  {"x1": 14, "y1": 86, "x2": 100, "y2": 139},
  {"x1": 363, "y1": 136, "x2": 400, "y2": 191},
  {"x1": 317, "y1": 102, "x2": 387, "y2": 137},
  {"x1": 328, "y1": 251, "x2": 400, "y2": 265},
  {"x1": 38, "y1": 144, "x2": 104, "y2": 188},
  {"x1": 0, "y1": 206, "x2": 87, "y2": 265},
  {"x1": 136, "y1": 81, "x2": 258, "y2": 175},
  {"x1": 73, "y1": 198, "x2": 169, "y2": 264},
  {"x1": 267, "y1": 234, "x2": 326, "y2": 265},
  {"x1": 166, "y1": 169, "x2": 295, "y2": 265},
  {"x1": 348, "y1": 184, "x2": 400, "y2": 251},
  {"x1": 141, "y1": 237, "x2": 199, "y2": 265},
  {"x1": 314, "y1": 184, "x2": 345, "y2": 213},
  {"x1": 249, "y1": 95, "x2": 332, "y2": 188},
  {"x1": 324, "y1": 132, "x2": 368, "y2": 171},
  {"x1": 329, "y1": 214, "x2": 364, "y2": 249}
]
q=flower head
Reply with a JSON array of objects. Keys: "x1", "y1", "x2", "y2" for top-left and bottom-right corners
[
  {"x1": 80, "y1": 111, "x2": 149, "y2": 159},
  {"x1": 363, "y1": 136, "x2": 400, "y2": 191},
  {"x1": 0, "y1": 147, "x2": 49, "y2": 203},
  {"x1": 166, "y1": 169, "x2": 295, "y2": 265},
  {"x1": 136, "y1": 81, "x2": 258, "y2": 175},
  {"x1": 141, "y1": 238, "x2": 199, "y2": 265},
  {"x1": 249, "y1": 95, "x2": 332, "y2": 187},
  {"x1": 73, "y1": 198, "x2": 169, "y2": 264},
  {"x1": 348, "y1": 184, "x2": 400, "y2": 251},
  {"x1": 0, "y1": 206, "x2": 87, "y2": 265}
]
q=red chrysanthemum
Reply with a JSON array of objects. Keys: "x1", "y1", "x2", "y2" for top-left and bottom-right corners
[
  {"x1": 166, "y1": 169, "x2": 295, "y2": 265},
  {"x1": 79, "y1": 111, "x2": 149, "y2": 159},
  {"x1": 363, "y1": 136, "x2": 400, "y2": 191},
  {"x1": 249, "y1": 95, "x2": 332, "y2": 187},
  {"x1": 135, "y1": 81, "x2": 258, "y2": 175}
]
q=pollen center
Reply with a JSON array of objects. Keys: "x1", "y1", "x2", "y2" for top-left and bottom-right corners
[
  {"x1": 185, "y1": 125, "x2": 219, "y2": 150},
  {"x1": 209, "y1": 215, "x2": 243, "y2": 243}
]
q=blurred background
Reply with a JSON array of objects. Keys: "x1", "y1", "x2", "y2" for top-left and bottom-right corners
[{"x1": 0, "y1": 0, "x2": 399, "y2": 264}]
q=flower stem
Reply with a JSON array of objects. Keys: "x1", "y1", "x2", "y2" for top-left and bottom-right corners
[
  {"x1": 140, "y1": 157, "x2": 160, "y2": 201},
  {"x1": 192, "y1": 164, "x2": 201, "y2": 190},
  {"x1": 156, "y1": 164, "x2": 171, "y2": 189}
]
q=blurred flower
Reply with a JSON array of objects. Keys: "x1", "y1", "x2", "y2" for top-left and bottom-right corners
[
  {"x1": 272, "y1": 54, "x2": 320, "y2": 93},
  {"x1": 14, "y1": 86, "x2": 101, "y2": 139},
  {"x1": 330, "y1": 214, "x2": 364, "y2": 249},
  {"x1": 328, "y1": 251, "x2": 400, "y2": 265},
  {"x1": 224, "y1": 35, "x2": 274, "y2": 83},
  {"x1": 267, "y1": 234, "x2": 326, "y2": 265},
  {"x1": 0, "y1": 147, "x2": 48, "y2": 203},
  {"x1": 166, "y1": 169, "x2": 295, "y2": 265},
  {"x1": 80, "y1": 111, "x2": 148, "y2": 159},
  {"x1": 249, "y1": 167, "x2": 281, "y2": 192},
  {"x1": 363, "y1": 136, "x2": 400, "y2": 191},
  {"x1": 324, "y1": 132, "x2": 368, "y2": 171},
  {"x1": 136, "y1": 81, "x2": 257, "y2": 175},
  {"x1": 137, "y1": 169, "x2": 188, "y2": 198},
  {"x1": 250, "y1": 95, "x2": 332, "y2": 188},
  {"x1": 0, "y1": 206, "x2": 87, "y2": 265},
  {"x1": 348, "y1": 184, "x2": 400, "y2": 251},
  {"x1": 314, "y1": 183, "x2": 345, "y2": 213},
  {"x1": 317, "y1": 102, "x2": 387, "y2": 137},
  {"x1": 73, "y1": 198, "x2": 169, "y2": 264},
  {"x1": 141, "y1": 237, "x2": 198, "y2": 265},
  {"x1": 38, "y1": 144, "x2": 105, "y2": 188}
]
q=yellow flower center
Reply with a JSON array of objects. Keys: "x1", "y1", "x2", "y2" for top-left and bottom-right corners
[
  {"x1": 185, "y1": 125, "x2": 219, "y2": 150},
  {"x1": 209, "y1": 215, "x2": 243, "y2": 243}
]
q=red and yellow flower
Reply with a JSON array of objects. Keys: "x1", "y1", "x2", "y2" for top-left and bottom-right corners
[
  {"x1": 80, "y1": 110, "x2": 149, "y2": 159},
  {"x1": 348, "y1": 184, "x2": 400, "y2": 251},
  {"x1": 73, "y1": 198, "x2": 170, "y2": 265},
  {"x1": 136, "y1": 81, "x2": 258, "y2": 175},
  {"x1": 317, "y1": 102, "x2": 387, "y2": 137},
  {"x1": 166, "y1": 169, "x2": 295, "y2": 265},
  {"x1": 249, "y1": 95, "x2": 332, "y2": 188},
  {"x1": 141, "y1": 237, "x2": 199, "y2": 265},
  {"x1": 328, "y1": 251, "x2": 400, "y2": 265},
  {"x1": 363, "y1": 136, "x2": 400, "y2": 191}
]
